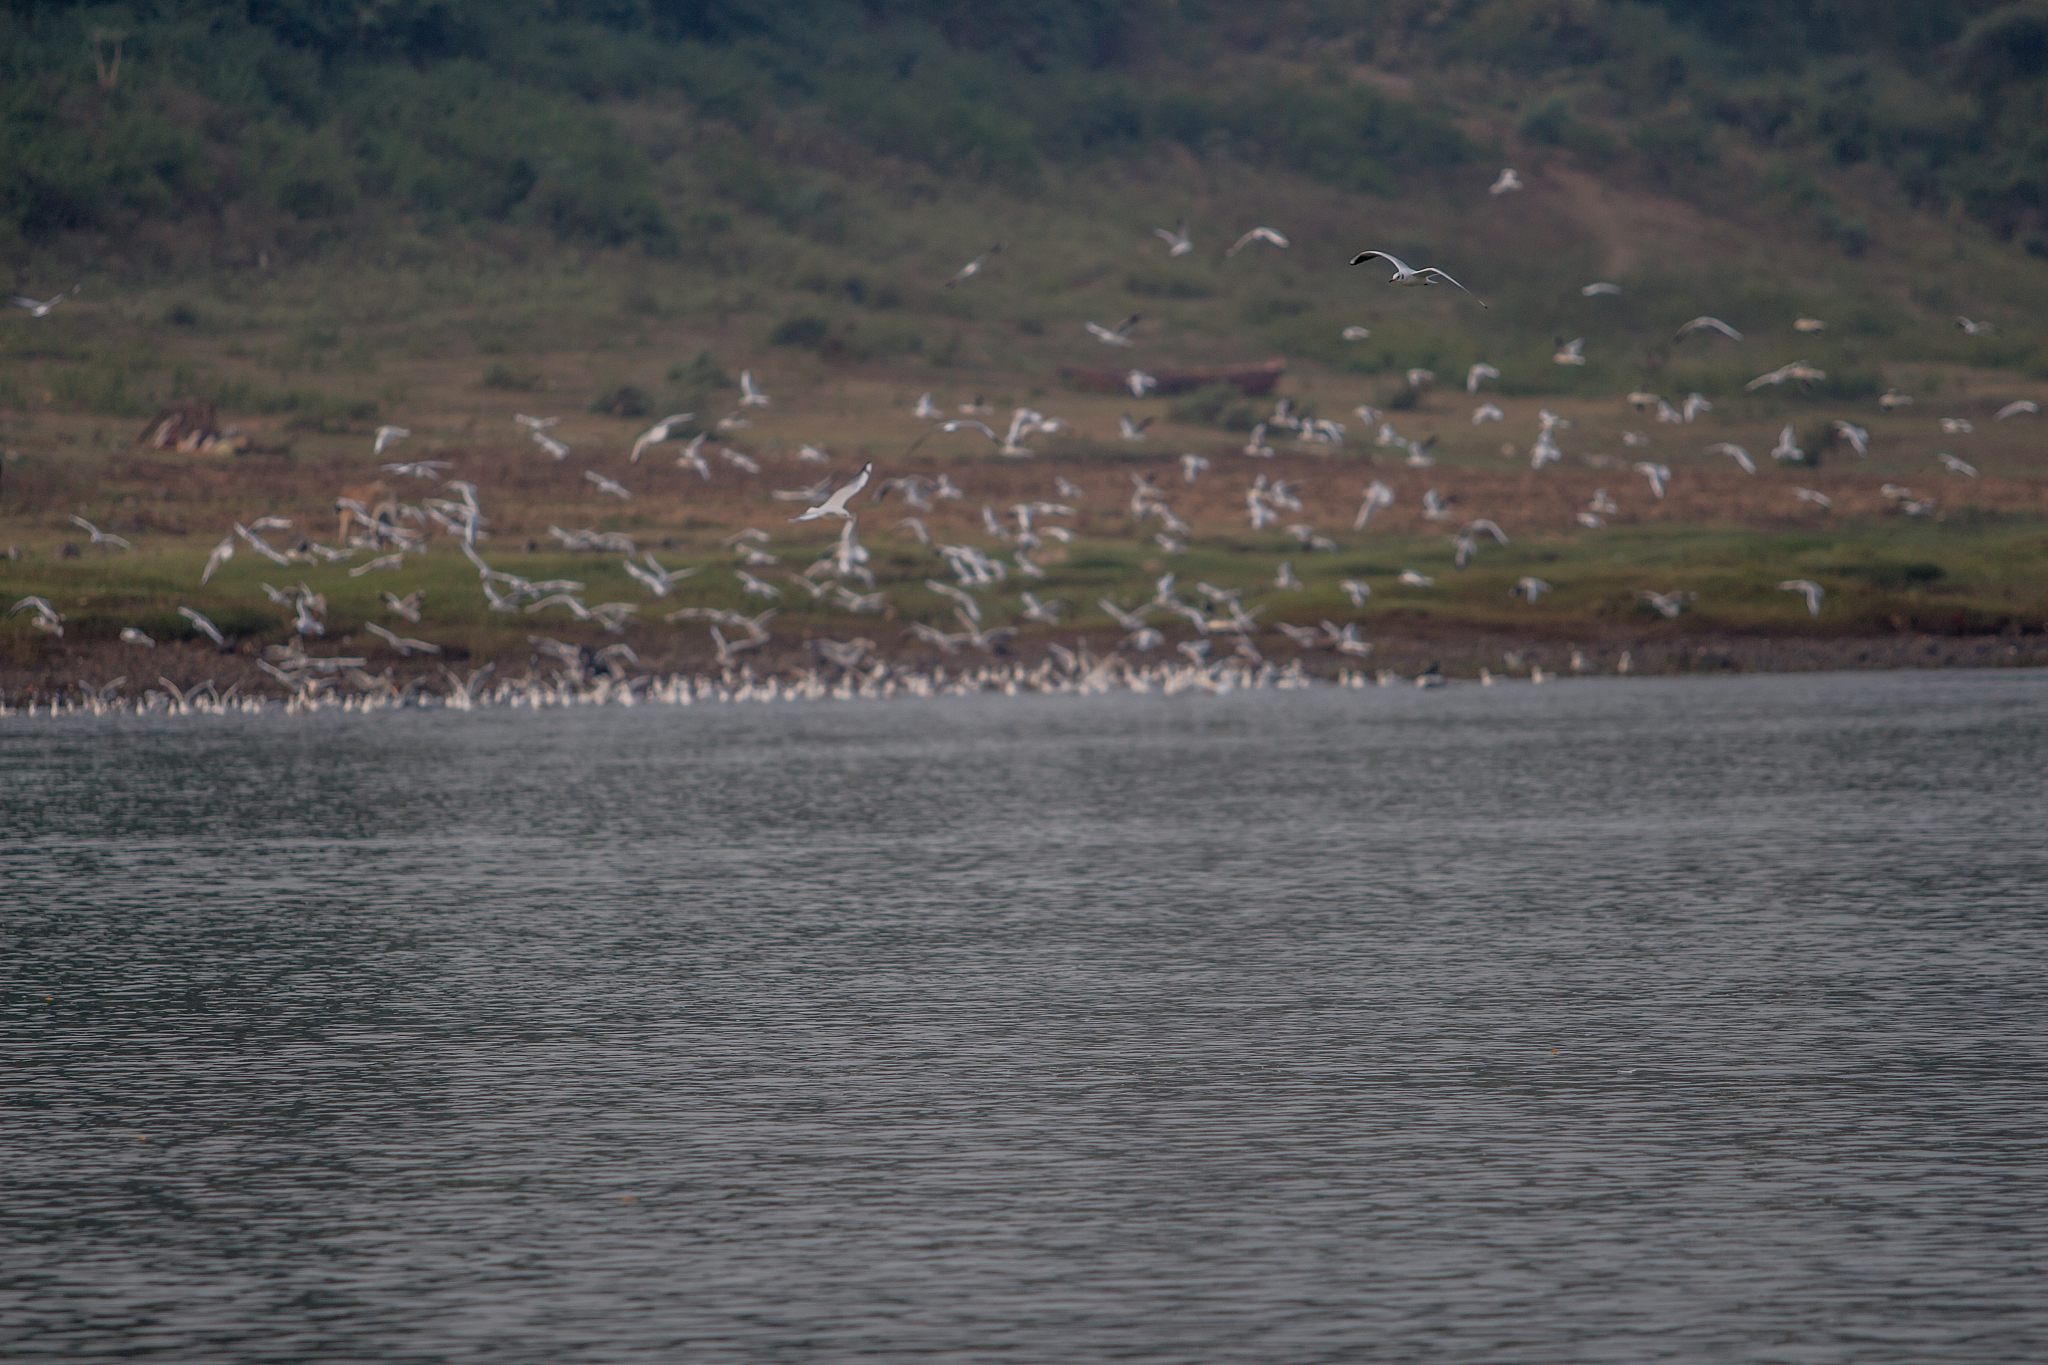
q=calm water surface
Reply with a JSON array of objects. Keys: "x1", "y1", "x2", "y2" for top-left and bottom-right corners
[{"x1": 4, "y1": 670, "x2": 2046, "y2": 1362}]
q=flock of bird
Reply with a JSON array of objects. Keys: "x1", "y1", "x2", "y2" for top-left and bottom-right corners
[{"x1": 7, "y1": 163, "x2": 2029, "y2": 715}]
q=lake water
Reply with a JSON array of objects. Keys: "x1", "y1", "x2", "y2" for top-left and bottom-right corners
[{"x1": 5, "y1": 669, "x2": 2046, "y2": 1362}]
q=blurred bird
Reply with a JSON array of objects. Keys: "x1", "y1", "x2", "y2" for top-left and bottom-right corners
[
  {"x1": 1227, "y1": 226, "x2": 1289, "y2": 256},
  {"x1": 1489, "y1": 168, "x2": 1523, "y2": 194}
]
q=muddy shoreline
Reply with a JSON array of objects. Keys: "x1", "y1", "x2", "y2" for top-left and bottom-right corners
[{"x1": 7, "y1": 625, "x2": 2041, "y2": 709}]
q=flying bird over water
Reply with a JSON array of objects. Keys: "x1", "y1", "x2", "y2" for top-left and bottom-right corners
[
  {"x1": 1349, "y1": 251, "x2": 1487, "y2": 307},
  {"x1": 1227, "y1": 227, "x2": 1289, "y2": 256}
]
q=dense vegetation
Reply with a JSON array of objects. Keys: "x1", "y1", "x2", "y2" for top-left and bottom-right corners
[{"x1": 7, "y1": 0, "x2": 2048, "y2": 260}]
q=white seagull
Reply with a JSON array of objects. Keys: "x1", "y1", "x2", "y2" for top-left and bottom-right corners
[
  {"x1": 10, "y1": 287, "x2": 75, "y2": 317},
  {"x1": 1938, "y1": 453, "x2": 1978, "y2": 478},
  {"x1": 1342, "y1": 325, "x2": 1372, "y2": 341},
  {"x1": 1511, "y1": 577, "x2": 1552, "y2": 603},
  {"x1": 1771, "y1": 424, "x2": 1802, "y2": 462},
  {"x1": 1350, "y1": 250, "x2": 1487, "y2": 307},
  {"x1": 1706, "y1": 442, "x2": 1756, "y2": 473},
  {"x1": 178, "y1": 606, "x2": 225, "y2": 644},
  {"x1": 1674, "y1": 316, "x2": 1743, "y2": 342},
  {"x1": 945, "y1": 243, "x2": 1002, "y2": 288},
  {"x1": 630, "y1": 413, "x2": 694, "y2": 463},
  {"x1": 1996, "y1": 400, "x2": 2039, "y2": 420},
  {"x1": 69, "y1": 515, "x2": 133, "y2": 551},
  {"x1": 1154, "y1": 221, "x2": 1193, "y2": 257},
  {"x1": 1634, "y1": 462, "x2": 1671, "y2": 499},
  {"x1": 1779, "y1": 579, "x2": 1825, "y2": 617},
  {"x1": 1085, "y1": 314, "x2": 1141, "y2": 347},
  {"x1": 1489, "y1": 168, "x2": 1523, "y2": 194},
  {"x1": 584, "y1": 471, "x2": 632, "y2": 499},
  {"x1": 372, "y1": 425, "x2": 411, "y2": 456},
  {"x1": 1227, "y1": 227, "x2": 1289, "y2": 256},
  {"x1": 1581, "y1": 282, "x2": 1622, "y2": 297},
  {"x1": 1832, "y1": 421, "x2": 1869, "y2": 455},
  {"x1": 791, "y1": 463, "x2": 873, "y2": 521},
  {"x1": 1553, "y1": 337, "x2": 1586, "y2": 365},
  {"x1": 1466, "y1": 362, "x2": 1499, "y2": 392},
  {"x1": 739, "y1": 370, "x2": 770, "y2": 406}
]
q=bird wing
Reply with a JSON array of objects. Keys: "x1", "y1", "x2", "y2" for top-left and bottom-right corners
[
  {"x1": 1417, "y1": 268, "x2": 1486, "y2": 306},
  {"x1": 1349, "y1": 250, "x2": 1409, "y2": 271},
  {"x1": 818, "y1": 463, "x2": 873, "y2": 513}
]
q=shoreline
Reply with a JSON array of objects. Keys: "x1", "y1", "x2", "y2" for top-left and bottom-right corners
[{"x1": 6, "y1": 628, "x2": 2041, "y2": 713}]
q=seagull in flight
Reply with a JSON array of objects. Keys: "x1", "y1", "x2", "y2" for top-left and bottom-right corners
[
  {"x1": 381, "y1": 459, "x2": 450, "y2": 479},
  {"x1": 1939, "y1": 417, "x2": 1974, "y2": 435},
  {"x1": 1794, "y1": 487, "x2": 1833, "y2": 508},
  {"x1": 1553, "y1": 337, "x2": 1586, "y2": 365},
  {"x1": 1085, "y1": 314, "x2": 1141, "y2": 346},
  {"x1": 1636, "y1": 589, "x2": 1695, "y2": 618},
  {"x1": 1466, "y1": 362, "x2": 1499, "y2": 393},
  {"x1": 1832, "y1": 420, "x2": 1869, "y2": 455},
  {"x1": 1227, "y1": 227, "x2": 1289, "y2": 256},
  {"x1": 739, "y1": 370, "x2": 770, "y2": 406},
  {"x1": 369, "y1": 425, "x2": 411, "y2": 456},
  {"x1": 1771, "y1": 424, "x2": 1802, "y2": 462},
  {"x1": 533, "y1": 430, "x2": 570, "y2": 460},
  {"x1": 1511, "y1": 576, "x2": 1552, "y2": 603},
  {"x1": 1634, "y1": 462, "x2": 1671, "y2": 499},
  {"x1": 1706, "y1": 442, "x2": 1756, "y2": 473},
  {"x1": 1675, "y1": 316, "x2": 1743, "y2": 342},
  {"x1": 514, "y1": 413, "x2": 560, "y2": 431},
  {"x1": 1938, "y1": 453, "x2": 1978, "y2": 477},
  {"x1": 945, "y1": 243, "x2": 1003, "y2": 288},
  {"x1": 584, "y1": 470, "x2": 632, "y2": 499},
  {"x1": 1489, "y1": 168, "x2": 1523, "y2": 194},
  {"x1": 1398, "y1": 570, "x2": 1435, "y2": 587},
  {"x1": 1472, "y1": 402, "x2": 1504, "y2": 425},
  {"x1": 1119, "y1": 415, "x2": 1152, "y2": 441},
  {"x1": 630, "y1": 412, "x2": 694, "y2": 463},
  {"x1": 791, "y1": 463, "x2": 872, "y2": 521},
  {"x1": 10, "y1": 287, "x2": 77, "y2": 317},
  {"x1": 1795, "y1": 316, "x2": 1827, "y2": 333},
  {"x1": 907, "y1": 419, "x2": 999, "y2": 455},
  {"x1": 178, "y1": 606, "x2": 225, "y2": 645},
  {"x1": 69, "y1": 515, "x2": 132, "y2": 551},
  {"x1": 1779, "y1": 579, "x2": 1824, "y2": 617},
  {"x1": 1581, "y1": 282, "x2": 1622, "y2": 296},
  {"x1": 1126, "y1": 369, "x2": 1157, "y2": 397},
  {"x1": 1956, "y1": 316, "x2": 1997, "y2": 336},
  {"x1": 1180, "y1": 453, "x2": 1209, "y2": 483},
  {"x1": 1154, "y1": 221, "x2": 1193, "y2": 256},
  {"x1": 1349, "y1": 251, "x2": 1486, "y2": 307},
  {"x1": 1341, "y1": 325, "x2": 1372, "y2": 341}
]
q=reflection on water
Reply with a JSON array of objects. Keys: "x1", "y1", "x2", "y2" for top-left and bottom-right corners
[{"x1": 5, "y1": 670, "x2": 2046, "y2": 1362}]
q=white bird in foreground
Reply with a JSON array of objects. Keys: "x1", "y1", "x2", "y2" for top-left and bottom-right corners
[
  {"x1": 1154, "y1": 221, "x2": 1193, "y2": 256},
  {"x1": 1771, "y1": 423, "x2": 1803, "y2": 462},
  {"x1": 1349, "y1": 250, "x2": 1487, "y2": 307},
  {"x1": 1581, "y1": 282, "x2": 1622, "y2": 297},
  {"x1": 1489, "y1": 168, "x2": 1523, "y2": 194},
  {"x1": 1227, "y1": 227, "x2": 1289, "y2": 256},
  {"x1": 178, "y1": 606, "x2": 225, "y2": 644},
  {"x1": 1996, "y1": 400, "x2": 2039, "y2": 420},
  {"x1": 630, "y1": 413, "x2": 694, "y2": 463},
  {"x1": 1706, "y1": 443, "x2": 1756, "y2": 474},
  {"x1": 1085, "y1": 314, "x2": 1141, "y2": 346},
  {"x1": 739, "y1": 370, "x2": 770, "y2": 406},
  {"x1": 11, "y1": 596, "x2": 64, "y2": 635},
  {"x1": 1779, "y1": 579, "x2": 1824, "y2": 617},
  {"x1": 791, "y1": 463, "x2": 873, "y2": 521},
  {"x1": 1552, "y1": 337, "x2": 1586, "y2": 365},
  {"x1": 945, "y1": 243, "x2": 1002, "y2": 288},
  {"x1": 372, "y1": 425, "x2": 411, "y2": 456},
  {"x1": 1467, "y1": 362, "x2": 1499, "y2": 393},
  {"x1": 1675, "y1": 316, "x2": 1743, "y2": 342},
  {"x1": 584, "y1": 470, "x2": 632, "y2": 499},
  {"x1": 381, "y1": 459, "x2": 451, "y2": 479},
  {"x1": 69, "y1": 515, "x2": 133, "y2": 551},
  {"x1": 1938, "y1": 453, "x2": 1978, "y2": 478},
  {"x1": 1636, "y1": 589, "x2": 1695, "y2": 618}
]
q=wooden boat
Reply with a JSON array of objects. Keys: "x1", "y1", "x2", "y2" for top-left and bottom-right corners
[{"x1": 1059, "y1": 358, "x2": 1286, "y2": 398}]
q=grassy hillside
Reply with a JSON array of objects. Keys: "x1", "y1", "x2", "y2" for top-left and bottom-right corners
[{"x1": 2, "y1": 2, "x2": 2046, "y2": 695}]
